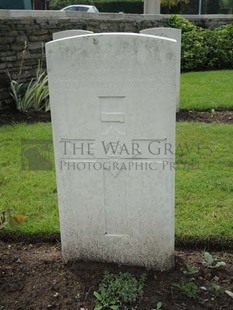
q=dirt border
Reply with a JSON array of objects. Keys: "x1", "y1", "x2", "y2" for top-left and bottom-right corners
[
  {"x1": 176, "y1": 110, "x2": 233, "y2": 123},
  {"x1": 1, "y1": 110, "x2": 233, "y2": 125}
]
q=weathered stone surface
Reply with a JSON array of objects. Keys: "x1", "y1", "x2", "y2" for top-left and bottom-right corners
[
  {"x1": 2, "y1": 37, "x2": 16, "y2": 44},
  {"x1": 11, "y1": 44, "x2": 25, "y2": 51},
  {"x1": 17, "y1": 51, "x2": 31, "y2": 60},
  {"x1": 53, "y1": 30, "x2": 93, "y2": 40},
  {"x1": 29, "y1": 35, "x2": 51, "y2": 42},
  {"x1": 46, "y1": 33, "x2": 177, "y2": 270},
  {"x1": 1, "y1": 56, "x2": 17, "y2": 62},
  {"x1": 16, "y1": 36, "x2": 28, "y2": 43},
  {"x1": 0, "y1": 44, "x2": 10, "y2": 51},
  {"x1": 0, "y1": 74, "x2": 10, "y2": 87},
  {"x1": 8, "y1": 31, "x2": 18, "y2": 37},
  {"x1": 0, "y1": 25, "x2": 11, "y2": 31},
  {"x1": 28, "y1": 42, "x2": 44, "y2": 50},
  {"x1": 20, "y1": 18, "x2": 33, "y2": 24},
  {"x1": 140, "y1": 27, "x2": 181, "y2": 110},
  {"x1": 0, "y1": 63, "x2": 7, "y2": 70}
]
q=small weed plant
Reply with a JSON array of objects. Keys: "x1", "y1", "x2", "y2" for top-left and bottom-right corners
[
  {"x1": 94, "y1": 287, "x2": 119, "y2": 310},
  {"x1": 151, "y1": 301, "x2": 163, "y2": 310},
  {"x1": 209, "y1": 282, "x2": 224, "y2": 299},
  {"x1": 74, "y1": 292, "x2": 81, "y2": 301},
  {"x1": 0, "y1": 208, "x2": 25, "y2": 230},
  {"x1": 174, "y1": 281, "x2": 200, "y2": 299},
  {"x1": 94, "y1": 271, "x2": 146, "y2": 309},
  {"x1": 183, "y1": 264, "x2": 200, "y2": 275},
  {"x1": 204, "y1": 252, "x2": 226, "y2": 269}
]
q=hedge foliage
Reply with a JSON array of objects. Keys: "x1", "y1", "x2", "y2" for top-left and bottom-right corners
[{"x1": 168, "y1": 15, "x2": 233, "y2": 71}]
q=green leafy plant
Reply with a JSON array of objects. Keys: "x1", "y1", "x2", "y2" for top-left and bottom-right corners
[
  {"x1": 94, "y1": 271, "x2": 146, "y2": 309},
  {"x1": 204, "y1": 251, "x2": 214, "y2": 266},
  {"x1": 0, "y1": 209, "x2": 25, "y2": 230},
  {"x1": 168, "y1": 14, "x2": 196, "y2": 32},
  {"x1": 7, "y1": 42, "x2": 50, "y2": 112},
  {"x1": 94, "y1": 287, "x2": 119, "y2": 310},
  {"x1": 204, "y1": 252, "x2": 226, "y2": 269},
  {"x1": 209, "y1": 282, "x2": 224, "y2": 298},
  {"x1": 75, "y1": 293, "x2": 81, "y2": 301},
  {"x1": 205, "y1": 24, "x2": 233, "y2": 70},
  {"x1": 174, "y1": 281, "x2": 200, "y2": 299},
  {"x1": 183, "y1": 264, "x2": 200, "y2": 275},
  {"x1": 8, "y1": 62, "x2": 49, "y2": 112},
  {"x1": 168, "y1": 15, "x2": 233, "y2": 72},
  {"x1": 152, "y1": 301, "x2": 163, "y2": 310}
]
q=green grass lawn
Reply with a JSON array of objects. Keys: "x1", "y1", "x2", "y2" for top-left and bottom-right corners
[
  {"x1": 0, "y1": 122, "x2": 233, "y2": 241},
  {"x1": 176, "y1": 123, "x2": 233, "y2": 240},
  {"x1": 0, "y1": 123, "x2": 58, "y2": 235},
  {"x1": 180, "y1": 70, "x2": 233, "y2": 110}
]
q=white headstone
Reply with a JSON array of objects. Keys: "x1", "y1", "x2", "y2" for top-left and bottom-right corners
[
  {"x1": 53, "y1": 30, "x2": 93, "y2": 40},
  {"x1": 140, "y1": 28, "x2": 181, "y2": 111},
  {"x1": 46, "y1": 33, "x2": 176, "y2": 270}
]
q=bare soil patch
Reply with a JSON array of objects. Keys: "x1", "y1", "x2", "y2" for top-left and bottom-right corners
[
  {"x1": 177, "y1": 110, "x2": 233, "y2": 124},
  {"x1": 0, "y1": 110, "x2": 51, "y2": 126},
  {"x1": 0, "y1": 241, "x2": 233, "y2": 310}
]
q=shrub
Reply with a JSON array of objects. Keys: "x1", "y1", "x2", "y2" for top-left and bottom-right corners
[
  {"x1": 205, "y1": 24, "x2": 233, "y2": 70},
  {"x1": 168, "y1": 15, "x2": 233, "y2": 71},
  {"x1": 94, "y1": 271, "x2": 146, "y2": 309},
  {"x1": 168, "y1": 15, "x2": 208, "y2": 71},
  {"x1": 168, "y1": 14, "x2": 197, "y2": 32},
  {"x1": 7, "y1": 42, "x2": 50, "y2": 112},
  {"x1": 181, "y1": 29, "x2": 209, "y2": 71},
  {"x1": 8, "y1": 62, "x2": 50, "y2": 112}
]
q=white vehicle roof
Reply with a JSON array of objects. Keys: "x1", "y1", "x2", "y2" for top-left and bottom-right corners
[{"x1": 61, "y1": 5, "x2": 99, "y2": 12}]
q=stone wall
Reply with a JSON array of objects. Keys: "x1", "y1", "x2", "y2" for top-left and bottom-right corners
[{"x1": 0, "y1": 10, "x2": 232, "y2": 111}]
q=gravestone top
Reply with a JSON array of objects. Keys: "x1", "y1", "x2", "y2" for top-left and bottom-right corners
[
  {"x1": 53, "y1": 29, "x2": 93, "y2": 40},
  {"x1": 140, "y1": 27, "x2": 181, "y2": 110},
  {"x1": 46, "y1": 33, "x2": 176, "y2": 270},
  {"x1": 141, "y1": 27, "x2": 181, "y2": 35}
]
